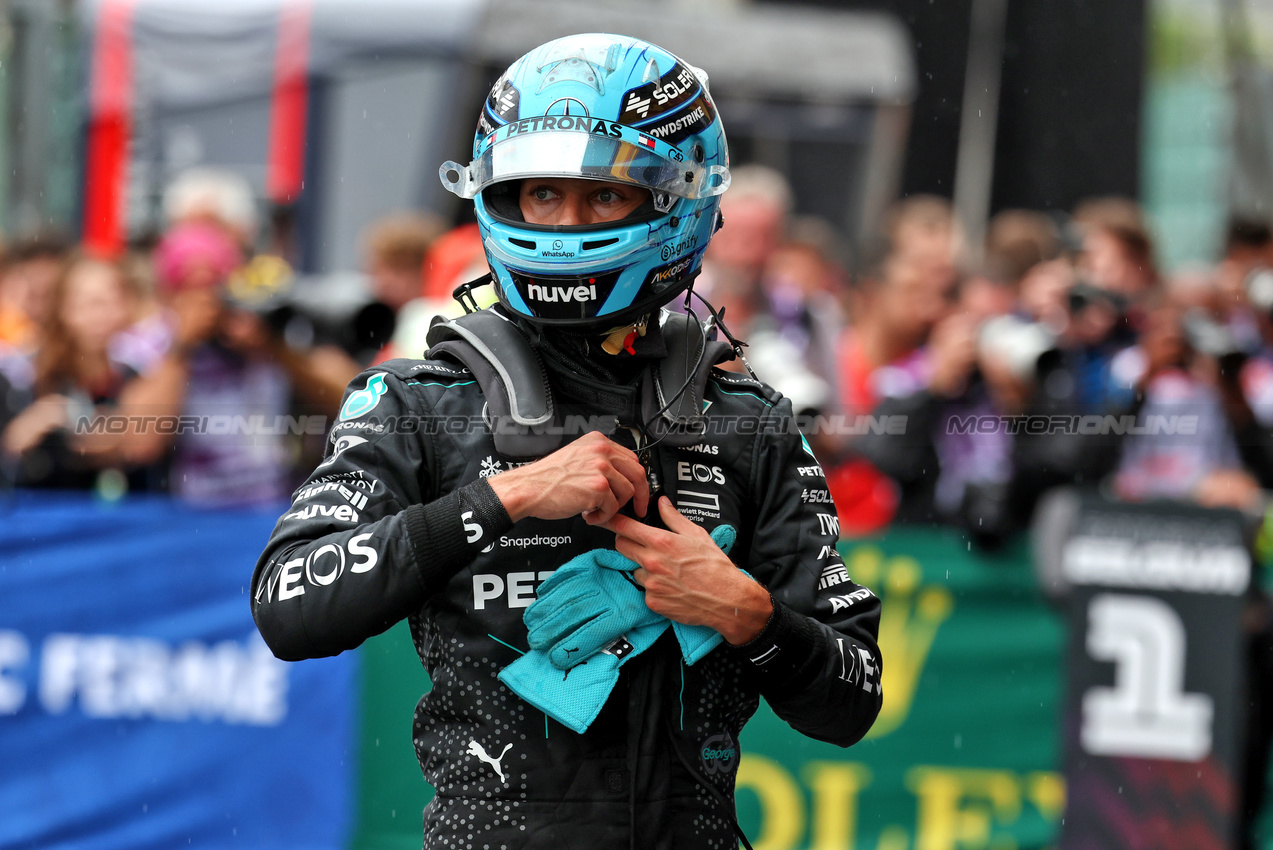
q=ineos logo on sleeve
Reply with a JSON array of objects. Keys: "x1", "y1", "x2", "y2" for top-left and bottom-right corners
[
  {"x1": 305, "y1": 544, "x2": 345, "y2": 586},
  {"x1": 264, "y1": 532, "x2": 380, "y2": 603}
]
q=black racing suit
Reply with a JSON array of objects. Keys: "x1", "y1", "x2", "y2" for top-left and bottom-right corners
[{"x1": 251, "y1": 351, "x2": 883, "y2": 850}]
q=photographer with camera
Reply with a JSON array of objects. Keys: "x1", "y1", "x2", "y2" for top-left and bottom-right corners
[
  {"x1": 854, "y1": 272, "x2": 1089, "y2": 548},
  {"x1": 1199, "y1": 219, "x2": 1273, "y2": 494},
  {"x1": 124, "y1": 221, "x2": 359, "y2": 505}
]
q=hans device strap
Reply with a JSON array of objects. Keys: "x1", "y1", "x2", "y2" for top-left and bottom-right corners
[
  {"x1": 425, "y1": 308, "x2": 733, "y2": 457},
  {"x1": 426, "y1": 309, "x2": 557, "y2": 458},
  {"x1": 642, "y1": 311, "x2": 734, "y2": 443}
]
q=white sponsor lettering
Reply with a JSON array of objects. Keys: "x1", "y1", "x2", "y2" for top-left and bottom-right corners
[
  {"x1": 472, "y1": 571, "x2": 556, "y2": 610},
  {"x1": 305, "y1": 543, "x2": 345, "y2": 586},
  {"x1": 834, "y1": 638, "x2": 880, "y2": 695},
  {"x1": 676, "y1": 488, "x2": 721, "y2": 519},
  {"x1": 683, "y1": 443, "x2": 718, "y2": 455},
  {"x1": 294, "y1": 479, "x2": 374, "y2": 507},
  {"x1": 498, "y1": 534, "x2": 572, "y2": 549},
  {"x1": 461, "y1": 510, "x2": 484, "y2": 545},
  {"x1": 329, "y1": 420, "x2": 384, "y2": 439},
  {"x1": 278, "y1": 558, "x2": 306, "y2": 600},
  {"x1": 1062, "y1": 538, "x2": 1249, "y2": 595},
  {"x1": 284, "y1": 503, "x2": 359, "y2": 523},
  {"x1": 36, "y1": 632, "x2": 286, "y2": 724},
  {"x1": 677, "y1": 462, "x2": 725, "y2": 485},
  {"x1": 507, "y1": 572, "x2": 537, "y2": 608},
  {"x1": 817, "y1": 512, "x2": 841, "y2": 537},
  {"x1": 715, "y1": 372, "x2": 760, "y2": 386},
  {"x1": 651, "y1": 67, "x2": 696, "y2": 105},
  {"x1": 526, "y1": 283, "x2": 596, "y2": 303},
  {"x1": 828, "y1": 587, "x2": 875, "y2": 613},
  {"x1": 797, "y1": 465, "x2": 826, "y2": 478},
  {"x1": 259, "y1": 533, "x2": 378, "y2": 604},
  {"x1": 408, "y1": 362, "x2": 467, "y2": 375},
  {"x1": 473, "y1": 575, "x2": 502, "y2": 610},
  {"x1": 648, "y1": 105, "x2": 705, "y2": 139},
  {"x1": 348, "y1": 533, "x2": 378, "y2": 573},
  {"x1": 318, "y1": 435, "x2": 368, "y2": 468},
  {"x1": 818, "y1": 562, "x2": 850, "y2": 590}
]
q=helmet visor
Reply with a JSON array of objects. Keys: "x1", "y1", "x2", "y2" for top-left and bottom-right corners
[{"x1": 441, "y1": 126, "x2": 729, "y2": 206}]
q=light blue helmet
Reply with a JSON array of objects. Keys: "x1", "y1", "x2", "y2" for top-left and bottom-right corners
[{"x1": 439, "y1": 33, "x2": 731, "y2": 328}]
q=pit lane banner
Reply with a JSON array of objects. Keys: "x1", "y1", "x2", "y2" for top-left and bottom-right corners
[
  {"x1": 1058, "y1": 498, "x2": 1250, "y2": 850},
  {"x1": 0, "y1": 493, "x2": 356, "y2": 850}
]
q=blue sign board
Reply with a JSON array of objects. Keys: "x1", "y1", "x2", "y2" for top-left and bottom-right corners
[{"x1": 0, "y1": 493, "x2": 356, "y2": 849}]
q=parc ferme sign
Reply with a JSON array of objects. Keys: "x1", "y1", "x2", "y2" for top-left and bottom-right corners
[
  {"x1": 0, "y1": 493, "x2": 355, "y2": 850},
  {"x1": 1059, "y1": 498, "x2": 1250, "y2": 850}
]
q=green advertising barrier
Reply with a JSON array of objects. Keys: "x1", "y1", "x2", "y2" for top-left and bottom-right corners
[
  {"x1": 350, "y1": 525, "x2": 1068, "y2": 850},
  {"x1": 352, "y1": 622, "x2": 433, "y2": 850},
  {"x1": 736, "y1": 528, "x2": 1066, "y2": 850}
]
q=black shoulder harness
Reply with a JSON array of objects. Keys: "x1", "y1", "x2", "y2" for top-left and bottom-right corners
[{"x1": 425, "y1": 309, "x2": 733, "y2": 458}]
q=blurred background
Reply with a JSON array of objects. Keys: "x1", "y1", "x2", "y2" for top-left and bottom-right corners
[{"x1": 3, "y1": 0, "x2": 1273, "y2": 848}]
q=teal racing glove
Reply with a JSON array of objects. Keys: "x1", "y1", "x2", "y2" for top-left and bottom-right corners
[
  {"x1": 526, "y1": 524, "x2": 740, "y2": 670},
  {"x1": 500, "y1": 524, "x2": 743, "y2": 733},
  {"x1": 665, "y1": 524, "x2": 737, "y2": 665},
  {"x1": 498, "y1": 619, "x2": 666, "y2": 733},
  {"x1": 523, "y1": 548, "x2": 663, "y2": 670}
]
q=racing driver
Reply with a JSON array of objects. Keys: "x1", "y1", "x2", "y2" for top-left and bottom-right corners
[{"x1": 252, "y1": 32, "x2": 882, "y2": 850}]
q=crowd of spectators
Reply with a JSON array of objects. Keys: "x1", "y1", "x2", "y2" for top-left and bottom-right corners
[
  {"x1": 699, "y1": 165, "x2": 1273, "y2": 548},
  {"x1": 4, "y1": 163, "x2": 1273, "y2": 531},
  {"x1": 0, "y1": 169, "x2": 437, "y2": 505},
  {"x1": 696, "y1": 173, "x2": 1273, "y2": 841}
]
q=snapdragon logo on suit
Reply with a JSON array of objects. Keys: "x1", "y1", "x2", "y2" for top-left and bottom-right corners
[{"x1": 340, "y1": 374, "x2": 388, "y2": 420}]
